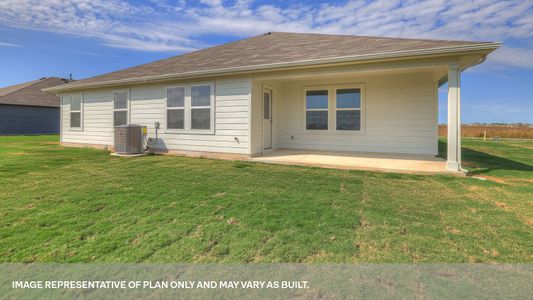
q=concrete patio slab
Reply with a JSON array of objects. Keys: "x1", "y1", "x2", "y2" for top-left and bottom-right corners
[{"x1": 251, "y1": 149, "x2": 462, "y2": 175}]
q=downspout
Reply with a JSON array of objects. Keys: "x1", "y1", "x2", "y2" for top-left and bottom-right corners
[
  {"x1": 461, "y1": 55, "x2": 487, "y2": 72},
  {"x1": 56, "y1": 92, "x2": 62, "y2": 143}
]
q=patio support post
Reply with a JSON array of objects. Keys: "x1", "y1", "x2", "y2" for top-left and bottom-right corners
[{"x1": 446, "y1": 63, "x2": 461, "y2": 172}]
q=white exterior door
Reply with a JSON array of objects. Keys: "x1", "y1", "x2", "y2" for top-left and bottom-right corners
[{"x1": 263, "y1": 88, "x2": 272, "y2": 150}]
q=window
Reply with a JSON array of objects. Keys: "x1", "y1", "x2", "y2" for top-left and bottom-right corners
[
  {"x1": 167, "y1": 87, "x2": 185, "y2": 129},
  {"x1": 305, "y1": 90, "x2": 328, "y2": 130},
  {"x1": 69, "y1": 94, "x2": 82, "y2": 129},
  {"x1": 113, "y1": 91, "x2": 128, "y2": 127},
  {"x1": 166, "y1": 83, "x2": 214, "y2": 133},
  {"x1": 336, "y1": 88, "x2": 361, "y2": 131},
  {"x1": 191, "y1": 85, "x2": 211, "y2": 130},
  {"x1": 303, "y1": 84, "x2": 364, "y2": 133},
  {"x1": 263, "y1": 92, "x2": 270, "y2": 119}
]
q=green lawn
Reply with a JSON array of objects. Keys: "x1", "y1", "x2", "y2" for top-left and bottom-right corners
[{"x1": 0, "y1": 135, "x2": 531, "y2": 263}]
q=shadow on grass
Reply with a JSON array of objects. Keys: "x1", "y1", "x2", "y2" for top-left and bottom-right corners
[{"x1": 438, "y1": 140, "x2": 533, "y2": 175}]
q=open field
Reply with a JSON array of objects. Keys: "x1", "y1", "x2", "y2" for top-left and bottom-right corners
[
  {"x1": 0, "y1": 136, "x2": 532, "y2": 263},
  {"x1": 439, "y1": 124, "x2": 533, "y2": 139}
]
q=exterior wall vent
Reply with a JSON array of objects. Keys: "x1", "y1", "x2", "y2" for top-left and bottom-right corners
[{"x1": 114, "y1": 124, "x2": 144, "y2": 154}]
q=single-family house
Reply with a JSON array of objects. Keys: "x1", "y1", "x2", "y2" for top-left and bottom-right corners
[
  {"x1": 44, "y1": 32, "x2": 499, "y2": 173},
  {"x1": 0, "y1": 77, "x2": 71, "y2": 135}
]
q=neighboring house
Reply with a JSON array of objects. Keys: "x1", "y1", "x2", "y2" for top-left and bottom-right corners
[
  {"x1": 0, "y1": 77, "x2": 71, "y2": 135},
  {"x1": 45, "y1": 32, "x2": 499, "y2": 172}
]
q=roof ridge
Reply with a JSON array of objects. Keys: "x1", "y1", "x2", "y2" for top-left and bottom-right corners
[{"x1": 267, "y1": 31, "x2": 491, "y2": 44}]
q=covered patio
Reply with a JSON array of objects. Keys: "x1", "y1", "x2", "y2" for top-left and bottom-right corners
[
  {"x1": 251, "y1": 149, "x2": 451, "y2": 174},
  {"x1": 248, "y1": 56, "x2": 476, "y2": 174}
]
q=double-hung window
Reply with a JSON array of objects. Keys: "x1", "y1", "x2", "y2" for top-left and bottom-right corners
[
  {"x1": 167, "y1": 87, "x2": 185, "y2": 129},
  {"x1": 69, "y1": 94, "x2": 82, "y2": 129},
  {"x1": 305, "y1": 90, "x2": 329, "y2": 130},
  {"x1": 335, "y1": 88, "x2": 361, "y2": 131},
  {"x1": 113, "y1": 91, "x2": 128, "y2": 126},
  {"x1": 166, "y1": 83, "x2": 214, "y2": 133},
  {"x1": 191, "y1": 85, "x2": 212, "y2": 130}
]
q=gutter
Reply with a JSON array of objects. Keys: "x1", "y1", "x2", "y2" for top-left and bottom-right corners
[
  {"x1": 44, "y1": 42, "x2": 501, "y2": 92},
  {"x1": 437, "y1": 54, "x2": 488, "y2": 87}
]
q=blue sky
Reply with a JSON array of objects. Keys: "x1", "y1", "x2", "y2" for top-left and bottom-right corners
[{"x1": 0, "y1": 0, "x2": 532, "y2": 123}]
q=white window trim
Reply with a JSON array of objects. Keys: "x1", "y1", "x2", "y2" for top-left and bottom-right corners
[
  {"x1": 165, "y1": 82, "x2": 215, "y2": 135},
  {"x1": 113, "y1": 89, "x2": 129, "y2": 128},
  {"x1": 303, "y1": 86, "x2": 330, "y2": 132},
  {"x1": 302, "y1": 83, "x2": 365, "y2": 135},
  {"x1": 68, "y1": 93, "x2": 83, "y2": 131}
]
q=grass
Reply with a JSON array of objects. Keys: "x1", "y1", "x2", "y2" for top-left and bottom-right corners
[{"x1": 0, "y1": 135, "x2": 531, "y2": 263}]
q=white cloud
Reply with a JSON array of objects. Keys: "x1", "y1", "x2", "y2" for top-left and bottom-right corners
[
  {"x1": 0, "y1": 0, "x2": 199, "y2": 51},
  {"x1": 0, "y1": 41, "x2": 20, "y2": 47},
  {"x1": 0, "y1": 0, "x2": 532, "y2": 70},
  {"x1": 484, "y1": 45, "x2": 533, "y2": 70}
]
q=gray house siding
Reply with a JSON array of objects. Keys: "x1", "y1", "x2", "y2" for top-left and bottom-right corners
[{"x1": 0, "y1": 104, "x2": 59, "y2": 135}]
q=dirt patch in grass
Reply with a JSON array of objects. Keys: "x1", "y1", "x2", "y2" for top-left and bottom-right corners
[
  {"x1": 446, "y1": 227, "x2": 462, "y2": 235},
  {"x1": 304, "y1": 250, "x2": 333, "y2": 262},
  {"x1": 475, "y1": 175, "x2": 507, "y2": 183},
  {"x1": 227, "y1": 217, "x2": 239, "y2": 225},
  {"x1": 7, "y1": 152, "x2": 27, "y2": 156},
  {"x1": 495, "y1": 202, "x2": 512, "y2": 210}
]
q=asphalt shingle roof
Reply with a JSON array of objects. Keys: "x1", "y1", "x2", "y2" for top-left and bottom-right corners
[
  {"x1": 51, "y1": 32, "x2": 496, "y2": 90},
  {"x1": 0, "y1": 77, "x2": 70, "y2": 107}
]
